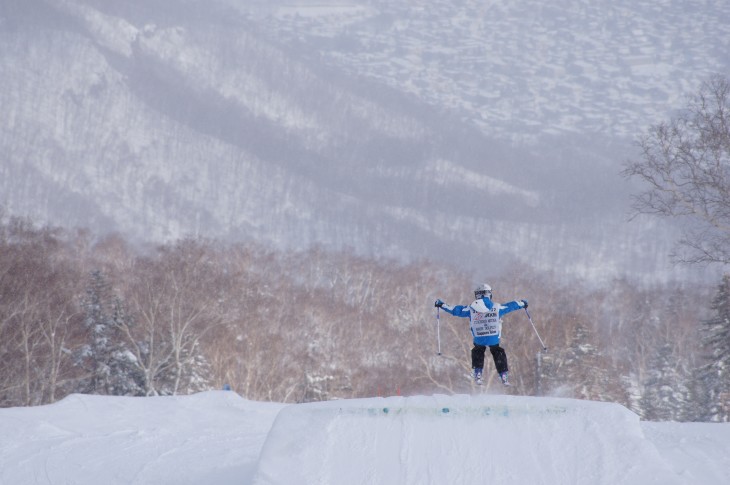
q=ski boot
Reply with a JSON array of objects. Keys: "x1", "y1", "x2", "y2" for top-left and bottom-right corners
[
  {"x1": 499, "y1": 372, "x2": 511, "y2": 386},
  {"x1": 474, "y1": 368, "x2": 483, "y2": 385}
]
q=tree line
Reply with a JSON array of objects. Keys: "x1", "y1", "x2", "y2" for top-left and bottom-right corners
[{"x1": 0, "y1": 213, "x2": 728, "y2": 421}]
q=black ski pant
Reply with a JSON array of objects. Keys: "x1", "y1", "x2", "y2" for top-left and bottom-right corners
[{"x1": 471, "y1": 344, "x2": 508, "y2": 374}]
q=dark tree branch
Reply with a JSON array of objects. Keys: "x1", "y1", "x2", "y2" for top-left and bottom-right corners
[{"x1": 623, "y1": 75, "x2": 730, "y2": 265}]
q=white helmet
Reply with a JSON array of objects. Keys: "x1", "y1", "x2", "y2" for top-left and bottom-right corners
[{"x1": 474, "y1": 283, "x2": 492, "y2": 300}]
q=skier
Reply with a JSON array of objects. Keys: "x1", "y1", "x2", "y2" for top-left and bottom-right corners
[{"x1": 435, "y1": 284, "x2": 527, "y2": 386}]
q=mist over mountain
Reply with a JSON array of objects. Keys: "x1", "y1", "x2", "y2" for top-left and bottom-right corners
[{"x1": 1, "y1": 0, "x2": 728, "y2": 285}]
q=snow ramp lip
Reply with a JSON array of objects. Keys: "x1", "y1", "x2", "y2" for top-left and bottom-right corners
[{"x1": 252, "y1": 394, "x2": 684, "y2": 485}]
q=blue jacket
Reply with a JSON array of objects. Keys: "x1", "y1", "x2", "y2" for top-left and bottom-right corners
[{"x1": 440, "y1": 297, "x2": 525, "y2": 346}]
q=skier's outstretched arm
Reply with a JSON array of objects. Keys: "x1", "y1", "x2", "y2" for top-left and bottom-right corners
[
  {"x1": 498, "y1": 299, "x2": 528, "y2": 317},
  {"x1": 434, "y1": 299, "x2": 470, "y2": 318}
]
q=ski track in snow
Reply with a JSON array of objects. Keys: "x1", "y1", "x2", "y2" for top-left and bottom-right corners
[{"x1": 1, "y1": 392, "x2": 729, "y2": 484}]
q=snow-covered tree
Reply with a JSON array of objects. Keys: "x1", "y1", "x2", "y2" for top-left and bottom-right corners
[
  {"x1": 696, "y1": 274, "x2": 730, "y2": 422},
  {"x1": 641, "y1": 342, "x2": 691, "y2": 421},
  {"x1": 78, "y1": 270, "x2": 144, "y2": 396},
  {"x1": 562, "y1": 322, "x2": 614, "y2": 401}
]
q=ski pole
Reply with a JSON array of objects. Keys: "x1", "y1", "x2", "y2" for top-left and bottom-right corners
[
  {"x1": 524, "y1": 307, "x2": 547, "y2": 352},
  {"x1": 435, "y1": 306, "x2": 442, "y2": 355}
]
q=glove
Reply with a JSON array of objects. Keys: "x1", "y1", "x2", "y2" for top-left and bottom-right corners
[
  {"x1": 521, "y1": 299, "x2": 528, "y2": 308},
  {"x1": 434, "y1": 299, "x2": 444, "y2": 308}
]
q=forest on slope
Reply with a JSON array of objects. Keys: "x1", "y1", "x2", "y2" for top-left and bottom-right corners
[
  {"x1": 1, "y1": 212, "x2": 727, "y2": 422},
  {"x1": 2, "y1": 0, "x2": 721, "y2": 287}
]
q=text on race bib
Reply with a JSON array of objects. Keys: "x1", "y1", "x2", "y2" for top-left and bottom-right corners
[{"x1": 471, "y1": 309, "x2": 499, "y2": 337}]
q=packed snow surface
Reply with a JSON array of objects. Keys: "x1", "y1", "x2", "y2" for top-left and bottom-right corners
[{"x1": 1, "y1": 391, "x2": 728, "y2": 485}]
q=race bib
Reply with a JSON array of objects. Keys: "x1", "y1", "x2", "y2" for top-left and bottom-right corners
[{"x1": 471, "y1": 309, "x2": 500, "y2": 337}]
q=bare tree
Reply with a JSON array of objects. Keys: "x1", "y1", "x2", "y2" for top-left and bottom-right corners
[
  {"x1": 120, "y1": 239, "x2": 227, "y2": 396},
  {"x1": 623, "y1": 75, "x2": 730, "y2": 264},
  {"x1": 0, "y1": 218, "x2": 82, "y2": 406}
]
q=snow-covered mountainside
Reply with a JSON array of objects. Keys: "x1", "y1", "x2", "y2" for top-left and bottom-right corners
[
  {"x1": 1, "y1": 392, "x2": 729, "y2": 485},
  {"x1": 252, "y1": 0, "x2": 730, "y2": 142},
  {"x1": 1, "y1": 0, "x2": 728, "y2": 284}
]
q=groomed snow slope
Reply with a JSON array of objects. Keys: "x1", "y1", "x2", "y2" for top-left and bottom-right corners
[
  {"x1": 1, "y1": 392, "x2": 729, "y2": 485},
  {"x1": 253, "y1": 394, "x2": 681, "y2": 485}
]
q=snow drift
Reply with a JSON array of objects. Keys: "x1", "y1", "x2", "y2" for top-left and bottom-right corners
[
  {"x1": 0, "y1": 391, "x2": 284, "y2": 485},
  {"x1": 1, "y1": 391, "x2": 729, "y2": 485}
]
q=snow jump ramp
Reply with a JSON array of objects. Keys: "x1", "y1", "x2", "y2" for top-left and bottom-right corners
[{"x1": 252, "y1": 394, "x2": 683, "y2": 485}]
